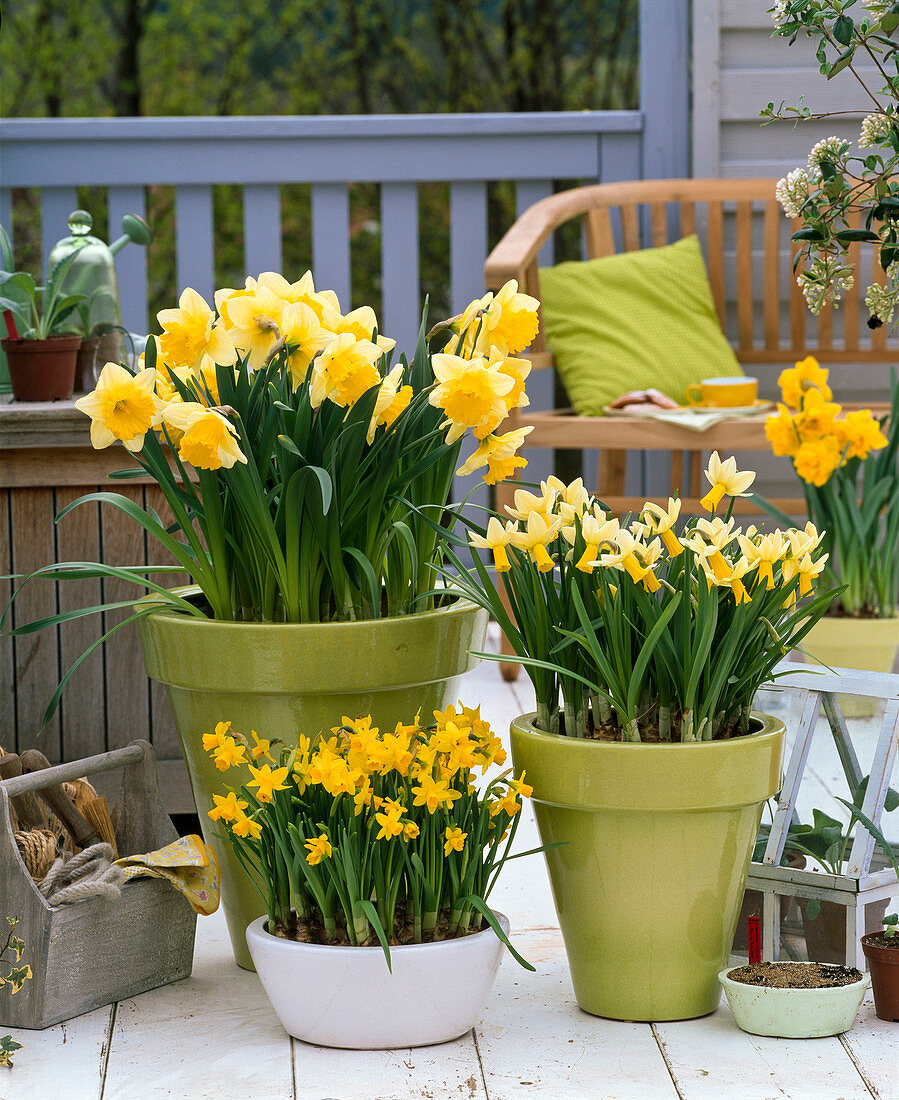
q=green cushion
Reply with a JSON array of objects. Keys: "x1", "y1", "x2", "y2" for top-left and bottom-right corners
[{"x1": 538, "y1": 235, "x2": 743, "y2": 415}]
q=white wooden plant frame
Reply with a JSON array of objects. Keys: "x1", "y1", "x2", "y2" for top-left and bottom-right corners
[{"x1": 747, "y1": 662, "x2": 899, "y2": 969}]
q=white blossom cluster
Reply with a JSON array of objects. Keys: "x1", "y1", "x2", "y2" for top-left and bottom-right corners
[
  {"x1": 770, "y1": 0, "x2": 789, "y2": 22},
  {"x1": 859, "y1": 112, "x2": 891, "y2": 148},
  {"x1": 797, "y1": 256, "x2": 855, "y2": 314},
  {"x1": 776, "y1": 167, "x2": 820, "y2": 218},
  {"x1": 866, "y1": 1, "x2": 894, "y2": 18},
  {"x1": 807, "y1": 136, "x2": 848, "y2": 168},
  {"x1": 865, "y1": 274, "x2": 899, "y2": 324}
]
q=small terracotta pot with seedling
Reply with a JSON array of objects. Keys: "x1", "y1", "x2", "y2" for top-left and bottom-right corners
[{"x1": 862, "y1": 913, "x2": 899, "y2": 1022}]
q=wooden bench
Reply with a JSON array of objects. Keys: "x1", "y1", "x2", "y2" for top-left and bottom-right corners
[{"x1": 484, "y1": 177, "x2": 896, "y2": 677}]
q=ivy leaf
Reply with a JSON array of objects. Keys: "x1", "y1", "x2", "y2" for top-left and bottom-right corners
[
  {"x1": 4, "y1": 965, "x2": 31, "y2": 994},
  {"x1": 0, "y1": 1035, "x2": 23, "y2": 1067},
  {"x1": 8, "y1": 937, "x2": 24, "y2": 962}
]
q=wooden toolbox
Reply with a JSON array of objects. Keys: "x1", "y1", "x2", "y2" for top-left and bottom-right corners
[{"x1": 0, "y1": 740, "x2": 196, "y2": 1029}]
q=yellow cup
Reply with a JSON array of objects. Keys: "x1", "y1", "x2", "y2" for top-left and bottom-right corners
[{"x1": 685, "y1": 377, "x2": 758, "y2": 408}]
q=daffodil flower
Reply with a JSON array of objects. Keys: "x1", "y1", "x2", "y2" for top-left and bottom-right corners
[
  {"x1": 641, "y1": 498, "x2": 684, "y2": 557},
  {"x1": 504, "y1": 485, "x2": 558, "y2": 523},
  {"x1": 479, "y1": 279, "x2": 541, "y2": 354},
  {"x1": 162, "y1": 402, "x2": 247, "y2": 470},
  {"x1": 246, "y1": 763, "x2": 290, "y2": 802},
  {"x1": 231, "y1": 812, "x2": 263, "y2": 840},
  {"x1": 510, "y1": 511, "x2": 562, "y2": 572},
  {"x1": 456, "y1": 426, "x2": 533, "y2": 485},
  {"x1": 429, "y1": 352, "x2": 514, "y2": 443},
  {"x1": 157, "y1": 287, "x2": 237, "y2": 370},
  {"x1": 304, "y1": 833, "x2": 333, "y2": 864},
  {"x1": 700, "y1": 451, "x2": 756, "y2": 512},
  {"x1": 74, "y1": 363, "x2": 163, "y2": 452},
  {"x1": 444, "y1": 826, "x2": 467, "y2": 855},
  {"x1": 208, "y1": 791, "x2": 248, "y2": 822}
]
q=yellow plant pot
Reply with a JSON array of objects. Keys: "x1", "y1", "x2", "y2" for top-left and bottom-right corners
[
  {"x1": 510, "y1": 713, "x2": 785, "y2": 1021},
  {"x1": 799, "y1": 614, "x2": 899, "y2": 717}
]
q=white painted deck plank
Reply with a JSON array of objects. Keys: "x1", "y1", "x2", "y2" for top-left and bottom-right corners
[
  {"x1": 654, "y1": 998, "x2": 876, "y2": 1100},
  {"x1": 292, "y1": 1036, "x2": 486, "y2": 1100},
  {"x1": 841, "y1": 997, "x2": 899, "y2": 1100},
  {"x1": 101, "y1": 909, "x2": 292, "y2": 1100},
  {"x1": 0, "y1": 1005, "x2": 111, "y2": 1100},
  {"x1": 476, "y1": 927, "x2": 680, "y2": 1100}
]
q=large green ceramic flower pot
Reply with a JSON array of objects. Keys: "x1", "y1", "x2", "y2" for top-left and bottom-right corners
[
  {"x1": 510, "y1": 712, "x2": 785, "y2": 1022},
  {"x1": 800, "y1": 613, "x2": 899, "y2": 717},
  {"x1": 137, "y1": 590, "x2": 488, "y2": 969}
]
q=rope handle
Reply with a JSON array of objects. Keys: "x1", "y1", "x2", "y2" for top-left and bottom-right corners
[{"x1": 0, "y1": 743, "x2": 147, "y2": 799}]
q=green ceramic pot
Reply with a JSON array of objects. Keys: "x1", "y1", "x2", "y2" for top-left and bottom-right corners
[
  {"x1": 137, "y1": 589, "x2": 488, "y2": 969},
  {"x1": 510, "y1": 712, "x2": 785, "y2": 1022}
]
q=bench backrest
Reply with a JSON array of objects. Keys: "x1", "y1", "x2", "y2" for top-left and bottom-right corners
[{"x1": 484, "y1": 178, "x2": 899, "y2": 373}]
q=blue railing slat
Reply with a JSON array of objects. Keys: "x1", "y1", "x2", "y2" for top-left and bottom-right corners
[
  {"x1": 381, "y1": 183, "x2": 419, "y2": 356},
  {"x1": 108, "y1": 185, "x2": 149, "y2": 335},
  {"x1": 175, "y1": 185, "x2": 215, "y2": 301},
  {"x1": 450, "y1": 182, "x2": 488, "y2": 314},
  {"x1": 243, "y1": 184, "x2": 282, "y2": 279},
  {"x1": 310, "y1": 184, "x2": 351, "y2": 309},
  {"x1": 41, "y1": 187, "x2": 79, "y2": 275}
]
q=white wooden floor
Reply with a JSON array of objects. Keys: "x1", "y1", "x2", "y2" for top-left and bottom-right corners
[{"x1": 5, "y1": 628, "x2": 898, "y2": 1100}]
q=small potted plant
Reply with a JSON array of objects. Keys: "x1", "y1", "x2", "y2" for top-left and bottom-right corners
[
  {"x1": 205, "y1": 704, "x2": 538, "y2": 1049},
  {"x1": 758, "y1": 358, "x2": 898, "y2": 714},
  {"x1": 718, "y1": 960, "x2": 869, "y2": 1039},
  {"x1": 0, "y1": 231, "x2": 84, "y2": 401},
  {"x1": 441, "y1": 451, "x2": 837, "y2": 1021},
  {"x1": 863, "y1": 912, "x2": 899, "y2": 1022}
]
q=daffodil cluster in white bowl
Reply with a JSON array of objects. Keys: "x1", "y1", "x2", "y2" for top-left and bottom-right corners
[
  {"x1": 7, "y1": 273, "x2": 540, "y2": 711},
  {"x1": 446, "y1": 452, "x2": 839, "y2": 741}
]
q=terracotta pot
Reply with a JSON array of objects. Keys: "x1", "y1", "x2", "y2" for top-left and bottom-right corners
[
  {"x1": 861, "y1": 933, "x2": 899, "y2": 1021},
  {"x1": 510, "y1": 711, "x2": 785, "y2": 1021},
  {"x1": 2, "y1": 335, "x2": 80, "y2": 401},
  {"x1": 732, "y1": 853, "x2": 806, "y2": 952},
  {"x1": 799, "y1": 897, "x2": 889, "y2": 964}
]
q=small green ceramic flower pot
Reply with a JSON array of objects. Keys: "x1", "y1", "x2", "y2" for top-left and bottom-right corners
[
  {"x1": 510, "y1": 712, "x2": 785, "y2": 1022},
  {"x1": 137, "y1": 589, "x2": 487, "y2": 969}
]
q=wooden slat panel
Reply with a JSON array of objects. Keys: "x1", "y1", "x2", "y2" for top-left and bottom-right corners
[
  {"x1": 9, "y1": 489, "x2": 61, "y2": 761},
  {"x1": 242, "y1": 184, "x2": 282, "y2": 279},
  {"x1": 55, "y1": 487, "x2": 106, "y2": 763},
  {"x1": 650, "y1": 202, "x2": 668, "y2": 247},
  {"x1": 174, "y1": 185, "x2": 215, "y2": 301},
  {"x1": 584, "y1": 207, "x2": 615, "y2": 258},
  {"x1": 0, "y1": 491, "x2": 14, "y2": 748},
  {"x1": 735, "y1": 200, "x2": 754, "y2": 350},
  {"x1": 707, "y1": 201, "x2": 726, "y2": 324},
  {"x1": 870, "y1": 248, "x2": 888, "y2": 353},
  {"x1": 381, "y1": 182, "x2": 420, "y2": 355},
  {"x1": 763, "y1": 200, "x2": 780, "y2": 350},
  {"x1": 843, "y1": 239, "x2": 861, "y2": 353},
  {"x1": 817, "y1": 302, "x2": 833, "y2": 352},
  {"x1": 597, "y1": 450, "x2": 627, "y2": 496},
  {"x1": 1, "y1": 447, "x2": 166, "y2": 489},
  {"x1": 310, "y1": 183, "x2": 350, "y2": 309},
  {"x1": 789, "y1": 244, "x2": 807, "y2": 351},
  {"x1": 449, "y1": 182, "x2": 488, "y2": 312},
  {"x1": 143, "y1": 486, "x2": 187, "y2": 766},
  {"x1": 107, "y1": 185, "x2": 149, "y2": 335},
  {"x1": 620, "y1": 204, "x2": 641, "y2": 251},
  {"x1": 680, "y1": 202, "x2": 696, "y2": 239},
  {"x1": 100, "y1": 486, "x2": 148, "y2": 752}
]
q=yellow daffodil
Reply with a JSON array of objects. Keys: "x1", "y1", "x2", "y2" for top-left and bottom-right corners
[
  {"x1": 211, "y1": 736, "x2": 247, "y2": 772},
  {"x1": 162, "y1": 402, "x2": 247, "y2": 470},
  {"x1": 792, "y1": 436, "x2": 842, "y2": 486},
  {"x1": 599, "y1": 528, "x2": 651, "y2": 585},
  {"x1": 280, "y1": 301, "x2": 333, "y2": 386},
  {"x1": 429, "y1": 352, "x2": 514, "y2": 443},
  {"x1": 75, "y1": 362, "x2": 163, "y2": 452},
  {"x1": 738, "y1": 531, "x2": 786, "y2": 590},
  {"x1": 837, "y1": 409, "x2": 888, "y2": 460},
  {"x1": 304, "y1": 833, "x2": 333, "y2": 865},
  {"x1": 402, "y1": 821, "x2": 420, "y2": 842},
  {"x1": 456, "y1": 426, "x2": 533, "y2": 485},
  {"x1": 366, "y1": 366, "x2": 410, "y2": 443},
  {"x1": 202, "y1": 720, "x2": 233, "y2": 753},
  {"x1": 797, "y1": 388, "x2": 841, "y2": 442},
  {"x1": 700, "y1": 452, "x2": 756, "y2": 512},
  {"x1": 508, "y1": 772, "x2": 534, "y2": 800},
  {"x1": 479, "y1": 279, "x2": 541, "y2": 354},
  {"x1": 374, "y1": 800, "x2": 405, "y2": 840},
  {"x1": 331, "y1": 305, "x2": 396, "y2": 356},
  {"x1": 504, "y1": 485, "x2": 558, "y2": 523},
  {"x1": 568, "y1": 512, "x2": 621, "y2": 572},
  {"x1": 765, "y1": 404, "x2": 801, "y2": 457},
  {"x1": 411, "y1": 774, "x2": 462, "y2": 814},
  {"x1": 246, "y1": 763, "x2": 290, "y2": 803},
  {"x1": 208, "y1": 791, "x2": 248, "y2": 822},
  {"x1": 494, "y1": 349, "x2": 531, "y2": 412},
  {"x1": 250, "y1": 731, "x2": 274, "y2": 762},
  {"x1": 510, "y1": 510, "x2": 562, "y2": 572},
  {"x1": 310, "y1": 332, "x2": 383, "y2": 408},
  {"x1": 787, "y1": 521, "x2": 824, "y2": 559},
  {"x1": 641, "y1": 498, "x2": 684, "y2": 558},
  {"x1": 778, "y1": 356, "x2": 832, "y2": 407},
  {"x1": 231, "y1": 812, "x2": 263, "y2": 840},
  {"x1": 683, "y1": 517, "x2": 740, "y2": 581},
  {"x1": 257, "y1": 269, "x2": 340, "y2": 324},
  {"x1": 224, "y1": 285, "x2": 287, "y2": 368},
  {"x1": 157, "y1": 287, "x2": 237, "y2": 370},
  {"x1": 444, "y1": 826, "x2": 467, "y2": 855}
]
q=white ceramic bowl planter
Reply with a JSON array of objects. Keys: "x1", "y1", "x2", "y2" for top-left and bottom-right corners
[
  {"x1": 246, "y1": 912, "x2": 509, "y2": 1048},
  {"x1": 719, "y1": 964, "x2": 870, "y2": 1038}
]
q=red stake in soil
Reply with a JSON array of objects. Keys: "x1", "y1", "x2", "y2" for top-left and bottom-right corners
[{"x1": 748, "y1": 915, "x2": 761, "y2": 964}]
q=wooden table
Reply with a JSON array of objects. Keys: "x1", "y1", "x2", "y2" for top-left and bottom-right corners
[{"x1": 5, "y1": 639, "x2": 897, "y2": 1100}]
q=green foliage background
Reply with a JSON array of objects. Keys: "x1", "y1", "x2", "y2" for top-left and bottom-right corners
[{"x1": 1, "y1": 0, "x2": 638, "y2": 324}]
